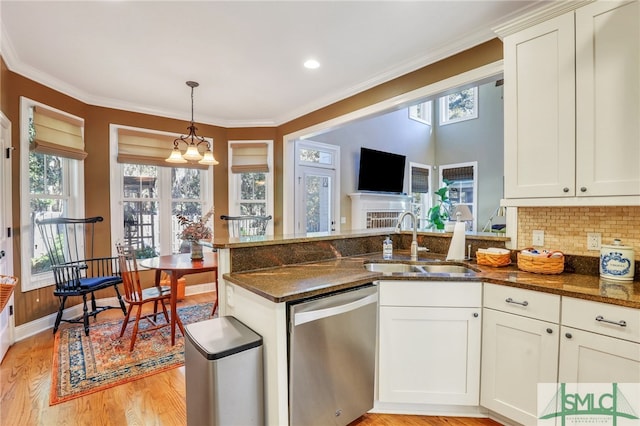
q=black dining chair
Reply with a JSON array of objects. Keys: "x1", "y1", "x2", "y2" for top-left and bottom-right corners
[{"x1": 36, "y1": 216, "x2": 127, "y2": 335}]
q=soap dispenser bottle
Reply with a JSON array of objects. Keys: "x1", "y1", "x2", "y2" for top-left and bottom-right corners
[{"x1": 383, "y1": 236, "x2": 393, "y2": 260}]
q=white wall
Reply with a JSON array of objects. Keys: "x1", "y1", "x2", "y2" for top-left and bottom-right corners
[{"x1": 435, "y1": 81, "x2": 504, "y2": 230}]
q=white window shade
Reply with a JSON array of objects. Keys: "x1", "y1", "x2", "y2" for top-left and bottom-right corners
[
  {"x1": 31, "y1": 106, "x2": 87, "y2": 160},
  {"x1": 117, "y1": 128, "x2": 208, "y2": 169},
  {"x1": 230, "y1": 142, "x2": 269, "y2": 173}
]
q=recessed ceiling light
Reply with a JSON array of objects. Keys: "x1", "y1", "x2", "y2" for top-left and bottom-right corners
[{"x1": 304, "y1": 59, "x2": 320, "y2": 69}]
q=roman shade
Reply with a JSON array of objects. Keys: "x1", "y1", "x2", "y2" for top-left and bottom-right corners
[
  {"x1": 31, "y1": 106, "x2": 87, "y2": 160},
  {"x1": 442, "y1": 166, "x2": 474, "y2": 181},
  {"x1": 411, "y1": 166, "x2": 430, "y2": 193},
  {"x1": 230, "y1": 142, "x2": 269, "y2": 173},
  {"x1": 117, "y1": 128, "x2": 208, "y2": 170}
]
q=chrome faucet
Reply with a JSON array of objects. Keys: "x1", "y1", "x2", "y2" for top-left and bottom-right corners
[{"x1": 395, "y1": 211, "x2": 426, "y2": 261}]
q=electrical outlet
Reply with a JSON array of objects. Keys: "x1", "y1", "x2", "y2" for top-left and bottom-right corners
[
  {"x1": 532, "y1": 230, "x2": 545, "y2": 246},
  {"x1": 587, "y1": 232, "x2": 601, "y2": 251}
]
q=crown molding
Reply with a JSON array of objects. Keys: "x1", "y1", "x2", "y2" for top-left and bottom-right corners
[{"x1": 493, "y1": 0, "x2": 595, "y2": 38}]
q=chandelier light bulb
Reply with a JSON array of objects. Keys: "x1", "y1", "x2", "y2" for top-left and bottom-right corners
[
  {"x1": 199, "y1": 150, "x2": 219, "y2": 165},
  {"x1": 165, "y1": 147, "x2": 188, "y2": 163},
  {"x1": 183, "y1": 144, "x2": 204, "y2": 161}
]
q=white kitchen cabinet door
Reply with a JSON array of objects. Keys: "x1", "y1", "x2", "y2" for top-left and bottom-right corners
[
  {"x1": 503, "y1": 11, "x2": 576, "y2": 199},
  {"x1": 481, "y1": 308, "x2": 560, "y2": 426},
  {"x1": 378, "y1": 306, "x2": 481, "y2": 406},
  {"x1": 575, "y1": 0, "x2": 640, "y2": 197},
  {"x1": 559, "y1": 326, "x2": 640, "y2": 384}
]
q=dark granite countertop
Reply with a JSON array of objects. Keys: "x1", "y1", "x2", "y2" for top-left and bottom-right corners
[{"x1": 223, "y1": 251, "x2": 640, "y2": 309}]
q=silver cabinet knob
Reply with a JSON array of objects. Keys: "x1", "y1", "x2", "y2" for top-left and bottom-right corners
[{"x1": 563, "y1": 187, "x2": 570, "y2": 193}]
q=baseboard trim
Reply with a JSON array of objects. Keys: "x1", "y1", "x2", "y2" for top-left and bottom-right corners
[
  {"x1": 371, "y1": 401, "x2": 489, "y2": 418},
  {"x1": 13, "y1": 283, "x2": 216, "y2": 342}
]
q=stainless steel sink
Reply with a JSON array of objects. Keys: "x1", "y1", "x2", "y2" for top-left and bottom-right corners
[
  {"x1": 363, "y1": 263, "x2": 418, "y2": 273},
  {"x1": 363, "y1": 262, "x2": 476, "y2": 275},
  {"x1": 414, "y1": 264, "x2": 476, "y2": 274}
]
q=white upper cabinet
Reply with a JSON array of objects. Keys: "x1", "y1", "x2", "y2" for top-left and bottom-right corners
[
  {"x1": 502, "y1": 0, "x2": 640, "y2": 205},
  {"x1": 503, "y1": 12, "x2": 576, "y2": 199},
  {"x1": 575, "y1": 1, "x2": 640, "y2": 197}
]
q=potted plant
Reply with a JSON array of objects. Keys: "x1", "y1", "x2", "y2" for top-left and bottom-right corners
[{"x1": 427, "y1": 179, "x2": 452, "y2": 230}]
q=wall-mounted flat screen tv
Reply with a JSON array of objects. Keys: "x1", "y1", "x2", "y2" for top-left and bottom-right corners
[{"x1": 357, "y1": 147, "x2": 406, "y2": 194}]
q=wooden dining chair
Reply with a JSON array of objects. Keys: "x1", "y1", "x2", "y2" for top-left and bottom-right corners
[{"x1": 115, "y1": 244, "x2": 172, "y2": 351}]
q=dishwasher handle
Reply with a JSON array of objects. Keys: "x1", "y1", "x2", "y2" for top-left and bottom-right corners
[{"x1": 293, "y1": 292, "x2": 378, "y2": 326}]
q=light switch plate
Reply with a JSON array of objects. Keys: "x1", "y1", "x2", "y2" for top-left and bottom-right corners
[{"x1": 532, "y1": 230, "x2": 545, "y2": 246}]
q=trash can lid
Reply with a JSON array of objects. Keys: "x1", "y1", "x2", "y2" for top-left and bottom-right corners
[{"x1": 185, "y1": 316, "x2": 263, "y2": 360}]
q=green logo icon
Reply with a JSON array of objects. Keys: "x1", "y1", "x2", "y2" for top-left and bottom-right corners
[{"x1": 539, "y1": 383, "x2": 639, "y2": 425}]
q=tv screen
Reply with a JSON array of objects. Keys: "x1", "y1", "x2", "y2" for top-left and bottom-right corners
[{"x1": 357, "y1": 147, "x2": 406, "y2": 193}]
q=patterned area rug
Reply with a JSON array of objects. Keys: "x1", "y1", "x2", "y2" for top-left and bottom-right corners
[{"x1": 50, "y1": 302, "x2": 214, "y2": 405}]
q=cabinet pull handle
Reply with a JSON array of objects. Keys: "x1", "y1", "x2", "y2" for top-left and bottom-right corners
[
  {"x1": 505, "y1": 297, "x2": 528, "y2": 307},
  {"x1": 546, "y1": 328, "x2": 553, "y2": 334},
  {"x1": 580, "y1": 187, "x2": 587, "y2": 193},
  {"x1": 595, "y1": 315, "x2": 627, "y2": 327},
  {"x1": 563, "y1": 187, "x2": 570, "y2": 193},
  {"x1": 473, "y1": 312, "x2": 479, "y2": 318},
  {"x1": 565, "y1": 332, "x2": 573, "y2": 339}
]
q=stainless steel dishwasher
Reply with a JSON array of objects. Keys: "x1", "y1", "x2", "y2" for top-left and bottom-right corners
[{"x1": 288, "y1": 284, "x2": 378, "y2": 426}]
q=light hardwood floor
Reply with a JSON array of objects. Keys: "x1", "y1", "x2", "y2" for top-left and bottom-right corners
[{"x1": 1, "y1": 292, "x2": 501, "y2": 425}]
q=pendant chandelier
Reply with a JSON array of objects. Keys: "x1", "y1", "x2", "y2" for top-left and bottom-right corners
[{"x1": 165, "y1": 81, "x2": 219, "y2": 165}]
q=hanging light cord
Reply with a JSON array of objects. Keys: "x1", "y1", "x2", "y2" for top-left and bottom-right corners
[{"x1": 173, "y1": 81, "x2": 209, "y2": 150}]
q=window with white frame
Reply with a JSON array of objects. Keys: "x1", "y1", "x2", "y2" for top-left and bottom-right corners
[
  {"x1": 409, "y1": 162, "x2": 432, "y2": 230},
  {"x1": 408, "y1": 100, "x2": 432, "y2": 125},
  {"x1": 110, "y1": 125, "x2": 213, "y2": 258},
  {"x1": 228, "y1": 141, "x2": 273, "y2": 231},
  {"x1": 20, "y1": 98, "x2": 86, "y2": 291},
  {"x1": 438, "y1": 86, "x2": 478, "y2": 125},
  {"x1": 439, "y1": 162, "x2": 478, "y2": 231}
]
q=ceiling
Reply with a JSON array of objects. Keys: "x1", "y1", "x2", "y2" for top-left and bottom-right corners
[{"x1": 1, "y1": 1, "x2": 546, "y2": 127}]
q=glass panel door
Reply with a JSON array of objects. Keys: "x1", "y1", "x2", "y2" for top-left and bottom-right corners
[
  {"x1": 294, "y1": 140, "x2": 339, "y2": 235},
  {"x1": 301, "y1": 168, "x2": 333, "y2": 234}
]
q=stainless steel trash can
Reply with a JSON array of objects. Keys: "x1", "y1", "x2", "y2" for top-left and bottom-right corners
[{"x1": 185, "y1": 316, "x2": 263, "y2": 426}]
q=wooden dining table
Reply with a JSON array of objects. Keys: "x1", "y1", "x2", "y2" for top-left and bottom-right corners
[{"x1": 139, "y1": 252, "x2": 218, "y2": 345}]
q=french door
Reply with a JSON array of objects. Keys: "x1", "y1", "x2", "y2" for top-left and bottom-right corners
[
  {"x1": 294, "y1": 141, "x2": 339, "y2": 235},
  {"x1": 0, "y1": 112, "x2": 14, "y2": 362}
]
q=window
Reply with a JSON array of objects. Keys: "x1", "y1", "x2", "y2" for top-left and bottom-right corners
[
  {"x1": 439, "y1": 162, "x2": 478, "y2": 231},
  {"x1": 439, "y1": 86, "x2": 478, "y2": 125},
  {"x1": 408, "y1": 101, "x2": 432, "y2": 125},
  {"x1": 110, "y1": 125, "x2": 213, "y2": 258},
  {"x1": 409, "y1": 162, "x2": 432, "y2": 230},
  {"x1": 20, "y1": 98, "x2": 85, "y2": 291},
  {"x1": 228, "y1": 141, "x2": 273, "y2": 233}
]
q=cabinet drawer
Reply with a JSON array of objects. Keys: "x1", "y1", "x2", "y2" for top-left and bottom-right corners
[
  {"x1": 562, "y1": 297, "x2": 640, "y2": 344},
  {"x1": 483, "y1": 283, "x2": 560, "y2": 322},
  {"x1": 379, "y1": 281, "x2": 481, "y2": 307}
]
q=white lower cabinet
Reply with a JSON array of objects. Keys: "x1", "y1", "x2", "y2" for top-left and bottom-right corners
[
  {"x1": 559, "y1": 326, "x2": 640, "y2": 383},
  {"x1": 378, "y1": 281, "x2": 482, "y2": 407},
  {"x1": 559, "y1": 297, "x2": 640, "y2": 384},
  {"x1": 481, "y1": 284, "x2": 561, "y2": 426}
]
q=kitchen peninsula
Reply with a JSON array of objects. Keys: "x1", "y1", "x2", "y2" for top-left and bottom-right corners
[{"x1": 211, "y1": 230, "x2": 640, "y2": 426}]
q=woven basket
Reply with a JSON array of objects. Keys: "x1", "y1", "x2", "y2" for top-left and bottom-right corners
[
  {"x1": 517, "y1": 250, "x2": 564, "y2": 274},
  {"x1": 0, "y1": 274, "x2": 17, "y2": 312},
  {"x1": 476, "y1": 251, "x2": 511, "y2": 267}
]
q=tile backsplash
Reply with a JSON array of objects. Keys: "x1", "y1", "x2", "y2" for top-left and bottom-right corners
[{"x1": 518, "y1": 206, "x2": 640, "y2": 258}]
